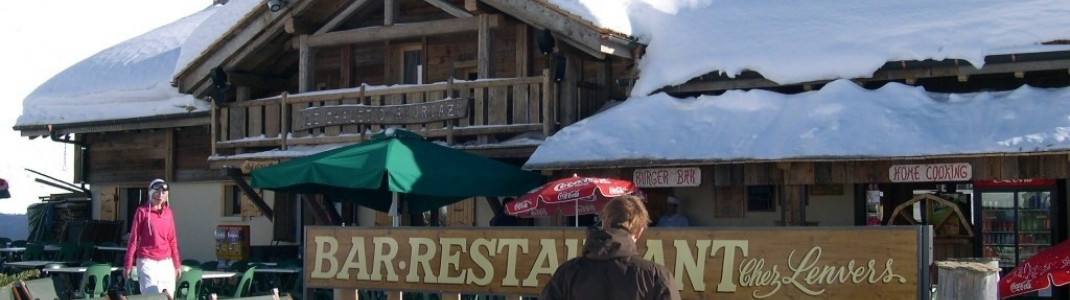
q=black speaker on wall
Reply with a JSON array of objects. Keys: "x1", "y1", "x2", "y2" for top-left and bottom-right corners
[
  {"x1": 554, "y1": 54, "x2": 567, "y2": 82},
  {"x1": 538, "y1": 29, "x2": 556, "y2": 55}
]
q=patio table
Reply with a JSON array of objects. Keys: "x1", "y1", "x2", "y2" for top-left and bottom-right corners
[{"x1": 3, "y1": 260, "x2": 70, "y2": 270}]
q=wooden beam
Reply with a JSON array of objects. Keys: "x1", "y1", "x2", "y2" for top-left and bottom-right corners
[
  {"x1": 340, "y1": 45, "x2": 352, "y2": 88},
  {"x1": 304, "y1": 16, "x2": 497, "y2": 48},
  {"x1": 175, "y1": 0, "x2": 318, "y2": 98},
  {"x1": 385, "y1": 0, "x2": 398, "y2": 26},
  {"x1": 315, "y1": 0, "x2": 372, "y2": 35},
  {"x1": 225, "y1": 167, "x2": 274, "y2": 222},
  {"x1": 464, "y1": 0, "x2": 483, "y2": 12},
  {"x1": 284, "y1": 15, "x2": 315, "y2": 34},
  {"x1": 477, "y1": 14, "x2": 492, "y2": 78},
  {"x1": 165, "y1": 128, "x2": 174, "y2": 182},
  {"x1": 516, "y1": 25, "x2": 529, "y2": 76},
  {"x1": 226, "y1": 72, "x2": 290, "y2": 91},
  {"x1": 479, "y1": 0, "x2": 603, "y2": 59},
  {"x1": 424, "y1": 0, "x2": 473, "y2": 18},
  {"x1": 600, "y1": 39, "x2": 633, "y2": 59},
  {"x1": 299, "y1": 35, "x2": 314, "y2": 92}
]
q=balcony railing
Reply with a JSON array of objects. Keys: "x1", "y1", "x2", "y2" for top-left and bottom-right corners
[{"x1": 211, "y1": 71, "x2": 555, "y2": 155}]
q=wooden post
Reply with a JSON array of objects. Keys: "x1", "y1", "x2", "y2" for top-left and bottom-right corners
[
  {"x1": 447, "y1": 78, "x2": 456, "y2": 145},
  {"x1": 477, "y1": 14, "x2": 492, "y2": 78},
  {"x1": 280, "y1": 92, "x2": 290, "y2": 150},
  {"x1": 542, "y1": 69, "x2": 553, "y2": 138},
  {"x1": 935, "y1": 258, "x2": 1000, "y2": 300},
  {"x1": 210, "y1": 99, "x2": 217, "y2": 156}
]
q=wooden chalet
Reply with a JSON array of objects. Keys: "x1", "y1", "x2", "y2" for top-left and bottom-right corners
[
  {"x1": 532, "y1": 45, "x2": 1070, "y2": 289},
  {"x1": 172, "y1": 0, "x2": 640, "y2": 229}
]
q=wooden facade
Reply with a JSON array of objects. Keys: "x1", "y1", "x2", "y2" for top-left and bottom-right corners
[
  {"x1": 175, "y1": 0, "x2": 638, "y2": 166},
  {"x1": 83, "y1": 127, "x2": 225, "y2": 184}
]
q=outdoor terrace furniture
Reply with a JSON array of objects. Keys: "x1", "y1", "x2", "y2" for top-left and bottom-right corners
[
  {"x1": 75, "y1": 264, "x2": 113, "y2": 299},
  {"x1": 118, "y1": 292, "x2": 172, "y2": 300},
  {"x1": 14, "y1": 277, "x2": 63, "y2": 300},
  {"x1": 209, "y1": 288, "x2": 287, "y2": 300},
  {"x1": 173, "y1": 268, "x2": 202, "y2": 300}
]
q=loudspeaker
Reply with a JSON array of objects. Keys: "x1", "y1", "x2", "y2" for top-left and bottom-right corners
[
  {"x1": 210, "y1": 67, "x2": 231, "y2": 103},
  {"x1": 553, "y1": 54, "x2": 566, "y2": 82},
  {"x1": 537, "y1": 29, "x2": 555, "y2": 55}
]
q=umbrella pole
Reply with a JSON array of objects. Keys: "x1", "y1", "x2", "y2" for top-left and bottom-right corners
[
  {"x1": 390, "y1": 192, "x2": 400, "y2": 227},
  {"x1": 575, "y1": 199, "x2": 579, "y2": 227}
]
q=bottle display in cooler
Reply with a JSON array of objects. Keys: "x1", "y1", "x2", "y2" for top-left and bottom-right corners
[{"x1": 980, "y1": 190, "x2": 1053, "y2": 272}]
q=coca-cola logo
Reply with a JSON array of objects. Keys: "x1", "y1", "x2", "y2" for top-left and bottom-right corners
[
  {"x1": 557, "y1": 190, "x2": 580, "y2": 201},
  {"x1": 577, "y1": 204, "x2": 596, "y2": 214},
  {"x1": 529, "y1": 208, "x2": 548, "y2": 216},
  {"x1": 512, "y1": 200, "x2": 532, "y2": 210},
  {"x1": 553, "y1": 178, "x2": 594, "y2": 192},
  {"x1": 1010, "y1": 281, "x2": 1033, "y2": 292}
]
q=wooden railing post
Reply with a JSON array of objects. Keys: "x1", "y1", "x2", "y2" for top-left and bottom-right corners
[
  {"x1": 280, "y1": 92, "x2": 290, "y2": 150},
  {"x1": 210, "y1": 99, "x2": 218, "y2": 156},
  {"x1": 542, "y1": 69, "x2": 553, "y2": 138},
  {"x1": 446, "y1": 77, "x2": 456, "y2": 145},
  {"x1": 359, "y1": 84, "x2": 367, "y2": 142}
]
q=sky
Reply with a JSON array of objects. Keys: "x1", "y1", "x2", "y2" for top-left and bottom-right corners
[{"x1": 0, "y1": 1, "x2": 211, "y2": 239}]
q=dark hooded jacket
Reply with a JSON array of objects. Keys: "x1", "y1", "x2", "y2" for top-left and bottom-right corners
[{"x1": 540, "y1": 228, "x2": 681, "y2": 300}]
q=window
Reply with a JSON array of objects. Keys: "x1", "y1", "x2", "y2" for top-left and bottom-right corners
[
  {"x1": 747, "y1": 185, "x2": 777, "y2": 212},
  {"x1": 222, "y1": 184, "x2": 242, "y2": 217},
  {"x1": 396, "y1": 44, "x2": 423, "y2": 84}
]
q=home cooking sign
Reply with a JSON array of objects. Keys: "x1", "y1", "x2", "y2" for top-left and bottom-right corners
[{"x1": 305, "y1": 226, "x2": 931, "y2": 299}]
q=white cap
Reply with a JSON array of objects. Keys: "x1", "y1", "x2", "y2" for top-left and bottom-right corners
[{"x1": 667, "y1": 196, "x2": 680, "y2": 205}]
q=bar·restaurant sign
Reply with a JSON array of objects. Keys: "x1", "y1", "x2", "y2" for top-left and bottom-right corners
[{"x1": 305, "y1": 226, "x2": 932, "y2": 299}]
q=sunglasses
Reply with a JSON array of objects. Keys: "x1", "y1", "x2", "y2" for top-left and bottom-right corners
[{"x1": 151, "y1": 182, "x2": 169, "y2": 192}]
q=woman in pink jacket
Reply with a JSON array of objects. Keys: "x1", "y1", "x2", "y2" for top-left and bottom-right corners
[{"x1": 124, "y1": 179, "x2": 182, "y2": 296}]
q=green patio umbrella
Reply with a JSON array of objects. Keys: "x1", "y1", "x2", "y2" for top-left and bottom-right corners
[{"x1": 250, "y1": 129, "x2": 544, "y2": 220}]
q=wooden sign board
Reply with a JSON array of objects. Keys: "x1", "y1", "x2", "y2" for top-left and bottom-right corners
[
  {"x1": 305, "y1": 226, "x2": 931, "y2": 299},
  {"x1": 293, "y1": 98, "x2": 469, "y2": 130},
  {"x1": 889, "y1": 163, "x2": 971, "y2": 182},
  {"x1": 633, "y1": 167, "x2": 702, "y2": 187}
]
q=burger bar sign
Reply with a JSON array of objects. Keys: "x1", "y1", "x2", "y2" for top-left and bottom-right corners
[
  {"x1": 889, "y1": 163, "x2": 972, "y2": 183},
  {"x1": 633, "y1": 167, "x2": 702, "y2": 188}
]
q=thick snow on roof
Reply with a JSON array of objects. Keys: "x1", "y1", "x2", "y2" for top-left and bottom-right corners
[
  {"x1": 15, "y1": 0, "x2": 259, "y2": 127},
  {"x1": 548, "y1": 0, "x2": 1070, "y2": 96},
  {"x1": 525, "y1": 81, "x2": 1070, "y2": 168}
]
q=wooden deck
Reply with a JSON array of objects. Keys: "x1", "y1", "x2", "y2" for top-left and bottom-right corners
[{"x1": 212, "y1": 72, "x2": 554, "y2": 156}]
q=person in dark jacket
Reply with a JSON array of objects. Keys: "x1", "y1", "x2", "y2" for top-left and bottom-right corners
[{"x1": 540, "y1": 195, "x2": 681, "y2": 300}]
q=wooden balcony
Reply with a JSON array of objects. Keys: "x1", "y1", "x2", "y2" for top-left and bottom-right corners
[{"x1": 211, "y1": 72, "x2": 555, "y2": 158}]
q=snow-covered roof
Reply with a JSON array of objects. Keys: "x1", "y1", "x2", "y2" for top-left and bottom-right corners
[
  {"x1": 15, "y1": 0, "x2": 258, "y2": 128},
  {"x1": 525, "y1": 81, "x2": 1070, "y2": 169},
  {"x1": 525, "y1": 0, "x2": 1070, "y2": 169},
  {"x1": 548, "y1": 0, "x2": 1070, "y2": 96}
]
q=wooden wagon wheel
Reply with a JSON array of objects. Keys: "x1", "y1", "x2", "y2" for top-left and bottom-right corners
[{"x1": 885, "y1": 193, "x2": 974, "y2": 237}]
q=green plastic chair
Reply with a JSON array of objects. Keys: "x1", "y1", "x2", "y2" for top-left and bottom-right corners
[
  {"x1": 182, "y1": 259, "x2": 201, "y2": 267},
  {"x1": 199, "y1": 261, "x2": 218, "y2": 271},
  {"x1": 21, "y1": 243, "x2": 45, "y2": 261},
  {"x1": 174, "y1": 267, "x2": 203, "y2": 300},
  {"x1": 55, "y1": 242, "x2": 81, "y2": 261},
  {"x1": 229, "y1": 266, "x2": 257, "y2": 298},
  {"x1": 78, "y1": 263, "x2": 114, "y2": 298}
]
